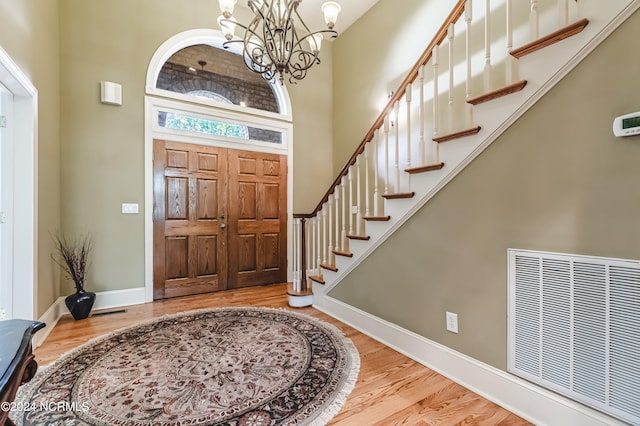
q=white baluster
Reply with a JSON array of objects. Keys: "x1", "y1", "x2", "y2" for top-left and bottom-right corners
[
  {"x1": 329, "y1": 193, "x2": 335, "y2": 264},
  {"x1": 302, "y1": 219, "x2": 313, "y2": 277},
  {"x1": 559, "y1": 0, "x2": 569, "y2": 26},
  {"x1": 506, "y1": 0, "x2": 514, "y2": 84},
  {"x1": 322, "y1": 205, "x2": 327, "y2": 266},
  {"x1": 341, "y1": 176, "x2": 348, "y2": 252},
  {"x1": 405, "y1": 83, "x2": 412, "y2": 190},
  {"x1": 394, "y1": 101, "x2": 400, "y2": 194},
  {"x1": 373, "y1": 130, "x2": 381, "y2": 216},
  {"x1": 465, "y1": 0, "x2": 474, "y2": 126},
  {"x1": 311, "y1": 216, "x2": 316, "y2": 276},
  {"x1": 293, "y1": 218, "x2": 300, "y2": 290},
  {"x1": 348, "y1": 166, "x2": 354, "y2": 236},
  {"x1": 530, "y1": 0, "x2": 539, "y2": 40},
  {"x1": 448, "y1": 22, "x2": 455, "y2": 133},
  {"x1": 485, "y1": 0, "x2": 492, "y2": 92},
  {"x1": 364, "y1": 143, "x2": 371, "y2": 218},
  {"x1": 418, "y1": 66, "x2": 426, "y2": 165},
  {"x1": 334, "y1": 187, "x2": 340, "y2": 258},
  {"x1": 433, "y1": 45, "x2": 440, "y2": 163},
  {"x1": 356, "y1": 155, "x2": 364, "y2": 236},
  {"x1": 316, "y1": 213, "x2": 324, "y2": 277},
  {"x1": 384, "y1": 115, "x2": 390, "y2": 195}
]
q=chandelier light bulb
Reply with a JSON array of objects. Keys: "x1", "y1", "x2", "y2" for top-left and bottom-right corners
[
  {"x1": 321, "y1": 1, "x2": 341, "y2": 30},
  {"x1": 218, "y1": 0, "x2": 237, "y2": 18},
  {"x1": 217, "y1": 15, "x2": 237, "y2": 40},
  {"x1": 308, "y1": 33, "x2": 324, "y2": 53}
]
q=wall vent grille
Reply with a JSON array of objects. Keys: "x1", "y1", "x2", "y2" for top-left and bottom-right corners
[{"x1": 508, "y1": 249, "x2": 640, "y2": 425}]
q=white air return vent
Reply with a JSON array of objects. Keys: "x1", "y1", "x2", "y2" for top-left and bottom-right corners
[{"x1": 508, "y1": 249, "x2": 640, "y2": 425}]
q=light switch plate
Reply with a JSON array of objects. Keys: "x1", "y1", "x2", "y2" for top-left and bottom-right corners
[{"x1": 121, "y1": 203, "x2": 139, "y2": 214}]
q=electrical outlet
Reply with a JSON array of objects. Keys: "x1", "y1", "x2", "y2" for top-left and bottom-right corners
[{"x1": 446, "y1": 311, "x2": 459, "y2": 333}]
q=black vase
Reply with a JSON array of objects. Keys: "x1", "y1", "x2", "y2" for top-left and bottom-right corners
[{"x1": 65, "y1": 290, "x2": 96, "y2": 320}]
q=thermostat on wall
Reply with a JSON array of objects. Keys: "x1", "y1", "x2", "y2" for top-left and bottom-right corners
[{"x1": 613, "y1": 111, "x2": 640, "y2": 137}]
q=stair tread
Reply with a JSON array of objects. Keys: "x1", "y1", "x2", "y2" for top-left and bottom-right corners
[
  {"x1": 287, "y1": 282, "x2": 313, "y2": 297},
  {"x1": 309, "y1": 275, "x2": 325, "y2": 285},
  {"x1": 467, "y1": 80, "x2": 528, "y2": 105},
  {"x1": 510, "y1": 18, "x2": 589, "y2": 59},
  {"x1": 405, "y1": 162, "x2": 445, "y2": 174},
  {"x1": 433, "y1": 126, "x2": 481, "y2": 143},
  {"x1": 348, "y1": 234, "x2": 371, "y2": 241},
  {"x1": 383, "y1": 192, "x2": 415, "y2": 200},
  {"x1": 320, "y1": 263, "x2": 338, "y2": 272},
  {"x1": 363, "y1": 216, "x2": 391, "y2": 222},
  {"x1": 333, "y1": 250, "x2": 353, "y2": 258}
]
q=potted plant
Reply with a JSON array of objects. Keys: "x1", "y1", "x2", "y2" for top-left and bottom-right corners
[{"x1": 51, "y1": 231, "x2": 96, "y2": 320}]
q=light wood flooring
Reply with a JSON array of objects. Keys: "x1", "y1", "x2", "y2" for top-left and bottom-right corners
[{"x1": 34, "y1": 284, "x2": 531, "y2": 425}]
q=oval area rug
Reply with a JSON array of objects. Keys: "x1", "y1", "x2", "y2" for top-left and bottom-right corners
[{"x1": 11, "y1": 307, "x2": 360, "y2": 426}]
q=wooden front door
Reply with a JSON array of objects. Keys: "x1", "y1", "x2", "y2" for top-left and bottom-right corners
[
  {"x1": 228, "y1": 149, "x2": 288, "y2": 289},
  {"x1": 153, "y1": 140, "x2": 287, "y2": 300}
]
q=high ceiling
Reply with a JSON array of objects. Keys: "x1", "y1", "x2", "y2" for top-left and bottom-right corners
[{"x1": 289, "y1": 0, "x2": 380, "y2": 35}]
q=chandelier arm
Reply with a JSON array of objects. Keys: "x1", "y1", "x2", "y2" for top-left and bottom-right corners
[
  {"x1": 291, "y1": 29, "x2": 338, "y2": 53},
  {"x1": 220, "y1": 0, "x2": 340, "y2": 84}
]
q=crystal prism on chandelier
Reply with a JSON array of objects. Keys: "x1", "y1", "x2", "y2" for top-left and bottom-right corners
[{"x1": 217, "y1": 0, "x2": 341, "y2": 84}]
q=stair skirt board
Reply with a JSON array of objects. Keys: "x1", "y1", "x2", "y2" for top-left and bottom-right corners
[{"x1": 312, "y1": 289, "x2": 629, "y2": 426}]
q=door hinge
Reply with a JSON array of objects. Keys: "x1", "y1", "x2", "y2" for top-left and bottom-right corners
[
  {"x1": 0, "y1": 212, "x2": 6, "y2": 224},
  {"x1": 0, "y1": 115, "x2": 6, "y2": 128}
]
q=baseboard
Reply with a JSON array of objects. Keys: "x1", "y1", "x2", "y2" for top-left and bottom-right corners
[
  {"x1": 91, "y1": 287, "x2": 146, "y2": 311},
  {"x1": 312, "y1": 292, "x2": 627, "y2": 426},
  {"x1": 33, "y1": 296, "x2": 66, "y2": 348},
  {"x1": 33, "y1": 287, "x2": 146, "y2": 349}
]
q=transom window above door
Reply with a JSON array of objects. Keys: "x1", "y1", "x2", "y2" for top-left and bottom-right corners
[{"x1": 156, "y1": 44, "x2": 282, "y2": 114}]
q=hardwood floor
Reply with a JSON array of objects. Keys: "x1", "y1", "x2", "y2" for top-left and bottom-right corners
[{"x1": 34, "y1": 284, "x2": 531, "y2": 425}]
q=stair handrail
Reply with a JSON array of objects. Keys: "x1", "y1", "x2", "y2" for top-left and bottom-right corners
[{"x1": 296, "y1": 0, "x2": 468, "y2": 218}]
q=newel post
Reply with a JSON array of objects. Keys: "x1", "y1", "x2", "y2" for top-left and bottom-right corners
[{"x1": 288, "y1": 216, "x2": 313, "y2": 307}]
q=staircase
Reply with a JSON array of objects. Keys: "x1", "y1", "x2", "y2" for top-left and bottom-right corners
[{"x1": 291, "y1": 0, "x2": 640, "y2": 304}]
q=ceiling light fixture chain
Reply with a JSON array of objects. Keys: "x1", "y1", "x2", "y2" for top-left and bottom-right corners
[{"x1": 217, "y1": 0, "x2": 341, "y2": 84}]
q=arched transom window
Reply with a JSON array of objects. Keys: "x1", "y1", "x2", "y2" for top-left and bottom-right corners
[{"x1": 154, "y1": 44, "x2": 285, "y2": 145}]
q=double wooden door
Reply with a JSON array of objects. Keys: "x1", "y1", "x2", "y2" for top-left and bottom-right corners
[{"x1": 153, "y1": 140, "x2": 287, "y2": 300}]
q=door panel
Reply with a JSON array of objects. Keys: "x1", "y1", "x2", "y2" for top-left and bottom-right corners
[
  {"x1": 228, "y1": 149, "x2": 287, "y2": 289},
  {"x1": 154, "y1": 141, "x2": 287, "y2": 299},
  {"x1": 154, "y1": 140, "x2": 228, "y2": 299}
]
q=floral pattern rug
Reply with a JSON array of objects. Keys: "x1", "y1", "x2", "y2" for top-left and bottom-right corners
[{"x1": 11, "y1": 307, "x2": 360, "y2": 425}]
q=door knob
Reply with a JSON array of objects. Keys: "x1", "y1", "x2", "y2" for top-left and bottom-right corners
[{"x1": 220, "y1": 223, "x2": 226, "y2": 229}]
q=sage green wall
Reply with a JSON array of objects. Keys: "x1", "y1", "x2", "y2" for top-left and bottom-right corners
[
  {"x1": 0, "y1": 0, "x2": 61, "y2": 317},
  {"x1": 330, "y1": 10, "x2": 640, "y2": 369},
  {"x1": 58, "y1": 0, "x2": 334, "y2": 294},
  {"x1": 331, "y1": 0, "x2": 455, "y2": 175}
]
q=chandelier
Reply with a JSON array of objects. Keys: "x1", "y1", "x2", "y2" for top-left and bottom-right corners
[{"x1": 217, "y1": 0, "x2": 341, "y2": 84}]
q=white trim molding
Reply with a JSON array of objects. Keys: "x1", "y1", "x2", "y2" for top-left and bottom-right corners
[
  {"x1": 312, "y1": 289, "x2": 628, "y2": 426},
  {"x1": 0, "y1": 46, "x2": 38, "y2": 321}
]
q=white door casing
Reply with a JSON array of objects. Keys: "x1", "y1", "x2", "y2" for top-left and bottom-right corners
[{"x1": 0, "y1": 46, "x2": 38, "y2": 320}]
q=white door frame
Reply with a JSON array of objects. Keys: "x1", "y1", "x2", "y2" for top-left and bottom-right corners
[
  {"x1": 0, "y1": 46, "x2": 38, "y2": 320},
  {"x1": 143, "y1": 29, "x2": 294, "y2": 302}
]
